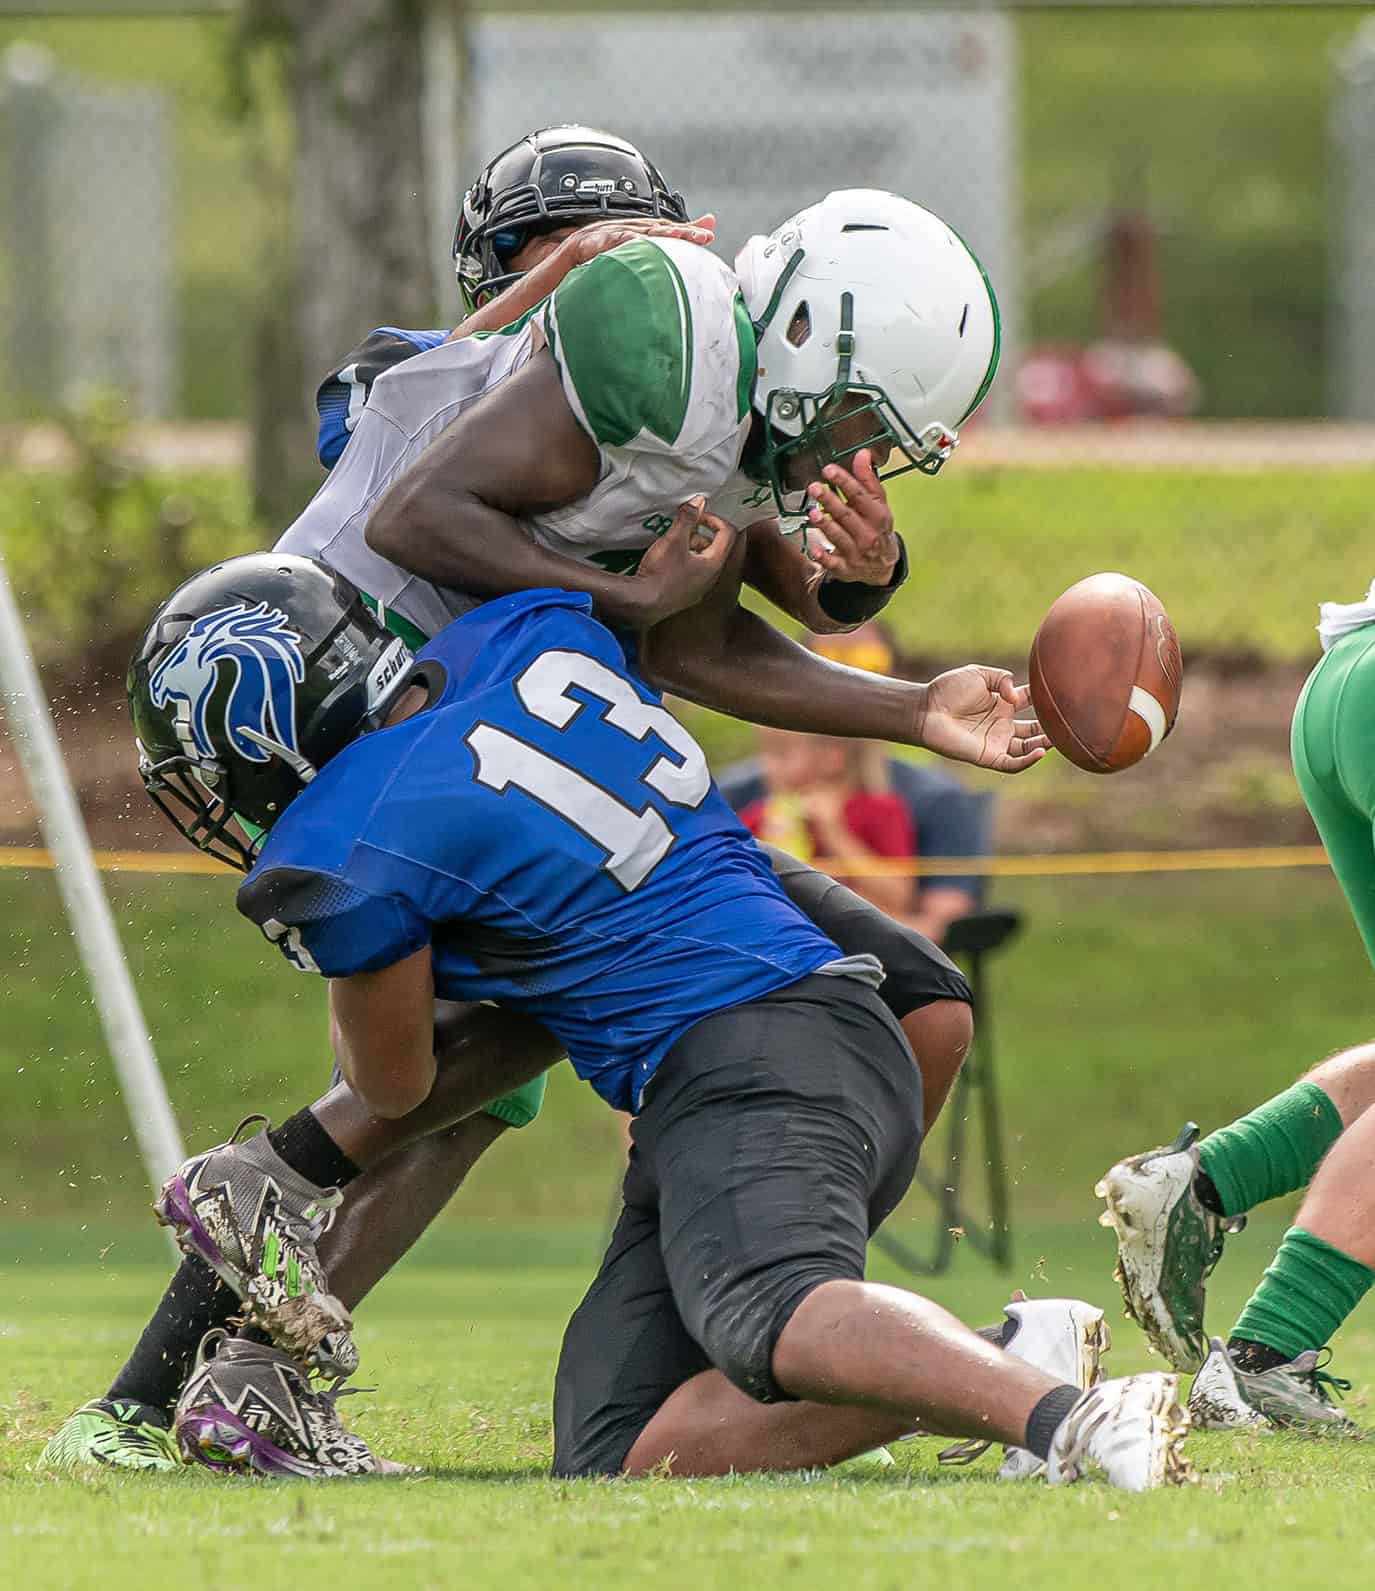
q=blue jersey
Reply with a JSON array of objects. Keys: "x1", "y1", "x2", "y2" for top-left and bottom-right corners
[{"x1": 237, "y1": 590, "x2": 844, "y2": 1110}]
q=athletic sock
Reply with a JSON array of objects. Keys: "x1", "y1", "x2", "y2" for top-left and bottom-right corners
[
  {"x1": 1024, "y1": 1383, "x2": 1082, "y2": 1461},
  {"x1": 267, "y1": 1108, "x2": 362, "y2": 1188},
  {"x1": 1229, "y1": 1225, "x2": 1375, "y2": 1364},
  {"x1": 106, "y1": 1255, "x2": 236, "y2": 1417},
  {"x1": 1195, "y1": 1080, "x2": 1343, "y2": 1217},
  {"x1": 1226, "y1": 1337, "x2": 1289, "y2": 1375}
]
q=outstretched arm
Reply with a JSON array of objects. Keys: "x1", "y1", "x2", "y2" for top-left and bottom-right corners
[{"x1": 640, "y1": 528, "x2": 1047, "y2": 774}]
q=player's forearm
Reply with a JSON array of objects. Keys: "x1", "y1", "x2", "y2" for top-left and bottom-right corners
[
  {"x1": 743, "y1": 522, "x2": 905, "y2": 635},
  {"x1": 742, "y1": 522, "x2": 855, "y2": 634},
  {"x1": 365, "y1": 481, "x2": 654, "y2": 629},
  {"x1": 328, "y1": 952, "x2": 438, "y2": 1120},
  {"x1": 644, "y1": 604, "x2": 929, "y2": 746}
]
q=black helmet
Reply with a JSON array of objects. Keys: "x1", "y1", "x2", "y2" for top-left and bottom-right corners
[
  {"x1": 452, "y1": 124, "x2": 687, "y2": 315},
  {"x1": 127, "y1": 554, "x2": 413, "y2": 871}
]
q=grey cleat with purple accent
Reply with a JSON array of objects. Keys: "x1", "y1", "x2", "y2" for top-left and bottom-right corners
[
  {"x1": 174, "y1": 1331, "x2": 407, "y2": 1478},
  {"x1": 154, "y1": 1115, "x2": 356, "y2": 1377}
]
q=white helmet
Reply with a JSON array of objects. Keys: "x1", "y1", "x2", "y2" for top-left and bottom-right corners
[{"x1": 735, "y1": 188, "x2": 999, "y2": 511}]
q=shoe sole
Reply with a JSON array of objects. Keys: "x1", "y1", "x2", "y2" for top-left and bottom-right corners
[
  {"x1": 155, "y1": 1172, "x2": 357, "y2": 1378},
  {"x1": 177, "y1": 1404, "x2": 412, "y2": 1478},
  {"x1": 1095, "y1": 1160, "x2": 1206, "y2": 1373},
  {"x1": 1146, "y1": 1377, "x2": 1195, "y2": 1490}
]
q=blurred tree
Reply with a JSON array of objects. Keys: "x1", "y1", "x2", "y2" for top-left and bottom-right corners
[{"x1": 233, "y1": 0, "x2": 436, "y2": 526}]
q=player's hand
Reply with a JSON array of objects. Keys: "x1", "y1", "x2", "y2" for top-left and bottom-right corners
[
  {"x1": 805, "y1": 449, "x2": 900, "y2": 586},
  {"x1": 919, "y1": 667, "x2": 1050, "y2": 774},
  {"x1": 632, "y1": 497, "x2": 738, "y2": 626},
  {"x1": 562, "y1": 214, "x2": 716, "y2": 269}
]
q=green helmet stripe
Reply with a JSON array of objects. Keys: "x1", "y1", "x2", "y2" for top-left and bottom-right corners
[{"x1": 951, "y1": 228, "x2": 1001, "y2": 425}]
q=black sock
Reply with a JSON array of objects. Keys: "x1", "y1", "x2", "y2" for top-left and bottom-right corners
[
  {"x1": 1194, "y1": 1170, "x2": 1225, "y2": 1216},
  {"x1": 267, "y1": 1108, "x2": 362, "y2": 1188},
  {"x1": 106, "y1": 1255, "x2": 237, "y2": 1419},
  {"x1": 1024, "y1": 1383, "x2": 1083, "y2": 1461},
  {"x1": 1227, "y1": 1335, "x2": 1290, "y2": 1374}
]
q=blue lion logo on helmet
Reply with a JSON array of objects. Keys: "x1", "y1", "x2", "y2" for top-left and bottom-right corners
[{"x1": 149, "y1": 602, "x2": 306, "y2": 765}]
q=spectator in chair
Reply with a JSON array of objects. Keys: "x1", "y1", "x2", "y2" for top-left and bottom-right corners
[
  {"x1": 717, "y1": 622, "x2": 988, "y2": 947},
  {"x1": 737, "y1": 730, "x2": 916, "y2": 919}
]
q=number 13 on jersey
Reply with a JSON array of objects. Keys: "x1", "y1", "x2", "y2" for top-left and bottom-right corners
[{"x1": 465, "y1": 649, "x2": 711, "y2": 891}]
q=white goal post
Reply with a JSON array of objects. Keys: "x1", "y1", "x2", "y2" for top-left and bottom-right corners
[{"x1": 0, "y1": 551, "x2": 184, "y2": 1234}]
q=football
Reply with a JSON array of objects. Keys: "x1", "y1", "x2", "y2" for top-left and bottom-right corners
[{"x1": 1028, "y1": 573, "x2": 1183, "y2": 773}]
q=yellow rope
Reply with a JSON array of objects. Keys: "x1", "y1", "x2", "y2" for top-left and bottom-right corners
[{"x1": 0, "y1": 843, "x2": 1331, "y2": 880}]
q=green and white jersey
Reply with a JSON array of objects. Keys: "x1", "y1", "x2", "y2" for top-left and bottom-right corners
[
  {"x1": 536, "y1": 237, "x2": 757, "y2": 568},
  {"x1": 277, "y1": 238, "x2": 757, "y2": 635}
]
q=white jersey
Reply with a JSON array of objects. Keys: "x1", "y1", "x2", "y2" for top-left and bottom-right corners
[{"x1": 277, "y1": 237, "x2": 759, "y2": 640}]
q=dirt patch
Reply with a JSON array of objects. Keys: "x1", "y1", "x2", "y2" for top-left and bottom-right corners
[{"x1": 0, "y1": 660, "x2": 1319, "y2": 858}]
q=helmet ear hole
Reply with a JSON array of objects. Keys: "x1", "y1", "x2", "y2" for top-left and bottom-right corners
[{"x1": 785, "y1": 303, "x2": 811, "y2": 348}]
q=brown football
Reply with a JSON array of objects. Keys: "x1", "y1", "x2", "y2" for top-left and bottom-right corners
[{"x1": 1028, "y1": 573, "x2": 1182, "y2": 773}]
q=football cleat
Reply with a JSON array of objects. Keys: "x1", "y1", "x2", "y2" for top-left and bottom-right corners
[
  {"x1": 1045, "y1": 1372, "x2": 1192, "y2": 1491},
  {"x1": 1190, "y1": 1337, "x2": 1358, "y2": 1433},
  {"x1": 1186, "y1": 1338, "x2": 1269, "y2": 1431},
  {"x1": 40, "y1": 1397, "x2": 181, "y2": 1472},
  {"x1": 939, "y1": 1293, "x2": 1110, "y2": 1478},
  {"x1": 174, "y1": 1331, "x2": 406, "y2": 1478},
  {"x1": 154, "y1": 1116, "x2": 355, "y2": 1377},
  {"x1": 1095, "y1": 1122, "x2": 1243, "y2": 1373}
]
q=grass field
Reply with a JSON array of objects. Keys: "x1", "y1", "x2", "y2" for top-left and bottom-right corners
[
  {"x1": 4, "y1": 863, "x2": 1372, "y2": 1231},
  {"x1": 6, "y1": 724, "x2": 1375, "y2": 1584},
  {"x1": 5, "y1": 1215, "x2": 1375, "y2": 1590}
]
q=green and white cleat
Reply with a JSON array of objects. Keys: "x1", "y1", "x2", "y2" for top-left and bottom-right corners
[
  {"x1": 1095, "y1": 1123, "x2": 1241, "y2": 1373},
  {"x1": 1046, "y1": 1372, "x2": 1193, "y2": 1492},
  {"x1": 1189, "y1": 1337, "x2": 1357, "y2": 1433},
  {"x1": 939, "y1": 1293, "x2": 1111, "y2": 1479},
  {"x1": 40, "y1": 1398, "x2": 181, "y2": 1472}
]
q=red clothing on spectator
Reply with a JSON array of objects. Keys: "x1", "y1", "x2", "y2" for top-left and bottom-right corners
[{"x1": 739, "y1": 790, "x2": 915, "y2": 861}]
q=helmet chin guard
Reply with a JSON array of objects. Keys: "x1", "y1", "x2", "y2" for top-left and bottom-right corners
[{"x1": 737, "y1": 189, "x2": 999, "y2": 515}]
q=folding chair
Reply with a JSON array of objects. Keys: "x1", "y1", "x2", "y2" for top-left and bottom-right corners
[{"x1": 871, "y1": 904, "x2": 1023, "y2": 1278}]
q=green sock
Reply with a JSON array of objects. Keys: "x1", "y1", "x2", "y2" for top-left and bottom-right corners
[
  {"x1": 1230, "y1": 1226, "x2": 1375, "y2": 1362},
  {"x1": 1196, "y1": 1080, "x2": 1343, "y2": 1217}
]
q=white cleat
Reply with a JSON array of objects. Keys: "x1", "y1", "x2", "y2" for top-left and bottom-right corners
[
  {"x1": 1046, "y1": 1372, "x2": 1193, "y2": 1492},
  {"x1": 1187, "y1": 1337, "x2": 1269, "y2": 1431},
  {"x1": 939, "y1": 1293, "x2": 1111, "y2": 1479},
  {"x1": 997, "y1": 1296, "x2": 1111, "y2": 1479}
]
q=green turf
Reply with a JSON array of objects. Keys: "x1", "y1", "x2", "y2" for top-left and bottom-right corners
[
  {"x1": 2, "y1": 863, "x2": 1370, "y2": 1229},
  {"x1": 5, "y1": 1215, "x2": 1375, "y2": 1590}
]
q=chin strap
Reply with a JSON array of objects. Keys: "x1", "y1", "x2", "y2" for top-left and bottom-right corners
[
  {"x1": 237, "y1": 726, "x2": 317, "y2": 785},
  {"x1": 835, "y1": 291, "x2": 856, "y2": 384}
]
